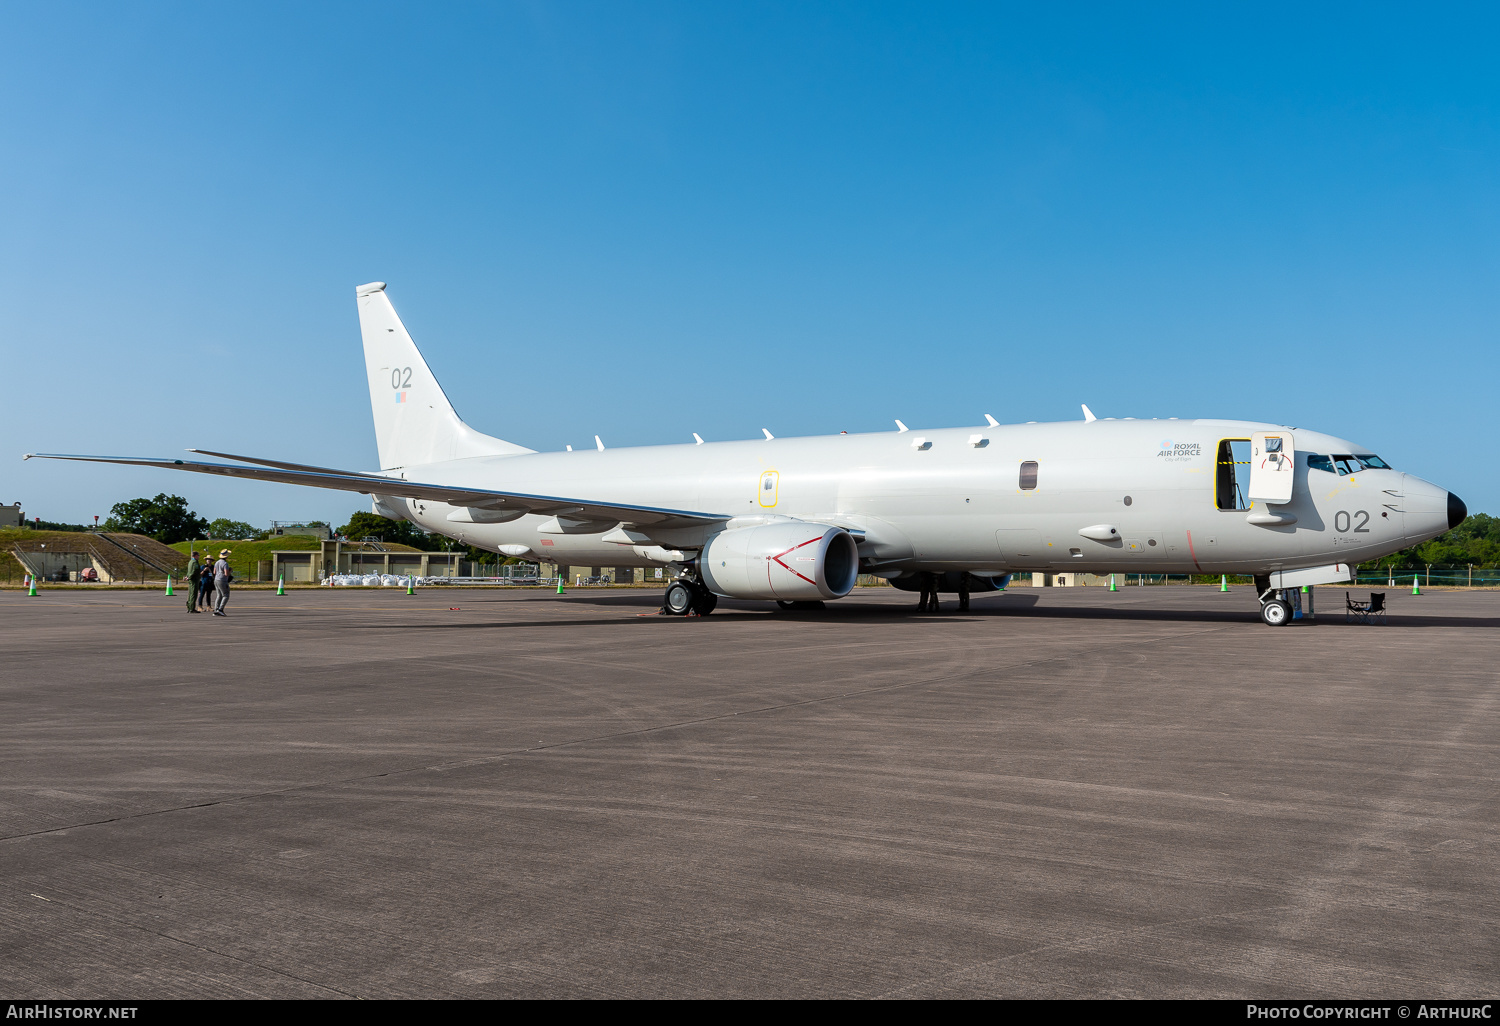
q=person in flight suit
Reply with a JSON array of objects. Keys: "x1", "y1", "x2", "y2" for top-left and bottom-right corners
[{"x1": 185, "y1": 550, "x2": 202, "y2": 613}]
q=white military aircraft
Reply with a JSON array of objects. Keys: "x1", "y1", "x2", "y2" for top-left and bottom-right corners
[{"x1": 29, "y1": 282, "x2": 1466, "y2": 625}]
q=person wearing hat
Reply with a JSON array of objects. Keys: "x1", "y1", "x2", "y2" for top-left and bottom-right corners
[{"x1": 211, "y1": 548, "x2": 234, "y2": 616}]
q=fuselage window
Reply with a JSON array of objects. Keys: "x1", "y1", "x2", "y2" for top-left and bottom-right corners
[
  {"x1": 1215, "y1": 439, "x2": 1251, "y2": 511},
  {"x1": 1307, "y1": 454, "x2": 1334, "y2": 474},
  {"x1": 1019, "y1": 461, "x2": 1038, "y2": 490}
]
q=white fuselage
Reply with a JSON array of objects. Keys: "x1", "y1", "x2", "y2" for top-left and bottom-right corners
[{"x1": 381, "y1": 417, "x2": 1451, "y2": 575}]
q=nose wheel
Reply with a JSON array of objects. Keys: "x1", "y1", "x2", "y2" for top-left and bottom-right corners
[
  {"x1": 1255, "y1": 576, "x2": 1300, "y2": 627},
  {"x1": 1260, "y1": 599, "x2": 1291, "y2": 626}
]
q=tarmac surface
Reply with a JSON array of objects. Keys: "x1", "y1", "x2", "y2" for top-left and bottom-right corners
[{"x1": 1, "y1": 583, "x2": 1497, "y2": 998}]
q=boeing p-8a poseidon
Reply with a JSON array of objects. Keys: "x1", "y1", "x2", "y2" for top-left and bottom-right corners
[{"x1": 29, "y1": 283, "x2": 1467, "y2": 626}]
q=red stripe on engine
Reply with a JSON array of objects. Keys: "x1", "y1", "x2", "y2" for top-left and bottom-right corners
[{"x1": 770, "y1": 536, "x2": 821, "y2": 586}]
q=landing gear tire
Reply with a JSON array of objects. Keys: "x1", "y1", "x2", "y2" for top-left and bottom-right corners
[
  {"x1": 692, "y1": 590, "x2": 718, "y2": 616},
  {"x1": 663, "y1": 581, "x2": 695, "y2": 616},
  {"x1": 1260, "y1": 599, "x2": 1291, "y2": 627}
]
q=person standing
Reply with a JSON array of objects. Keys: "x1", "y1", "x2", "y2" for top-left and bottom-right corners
[
  {"x1": 185, "y1": 550, "x2": 202, "y2": 613},
  {"x1": 198, "y1": 554, "x2": 216, "y2": 612},
  {"x1": 212, "y1": 548, "x2": 233, "y2": 616},
  {"x1": 917, "y1": 571, "x2": 940, "y2": 612}
]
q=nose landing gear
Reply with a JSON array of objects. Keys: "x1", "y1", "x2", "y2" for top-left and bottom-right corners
[
  {"x1": 1255, "y1": 574, "x2": 1300, "y2": 626},
  {"x1": 1260, "y1": 598, "x2": 1292, "y2": 626}
]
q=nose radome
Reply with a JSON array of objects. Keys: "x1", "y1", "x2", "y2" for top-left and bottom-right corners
[{"x1": 1448, "y1": 492, "x2": 1468, "y2": 530}]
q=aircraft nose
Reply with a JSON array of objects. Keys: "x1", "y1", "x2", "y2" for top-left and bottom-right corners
[{"x1": 1449, "y1": 492, "x2": 1468, "y2": 530}]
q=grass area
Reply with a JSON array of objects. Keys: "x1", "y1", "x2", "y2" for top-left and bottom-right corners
[
  {"x1": 169, "y1": 536, "x2": 321, "y2": 567},
  {"x1": 0, "y1": 528, "x2": 97, "y2": 583},
  {"x1": 167, "y1": 536, "x2": 425, "y2": 580}
]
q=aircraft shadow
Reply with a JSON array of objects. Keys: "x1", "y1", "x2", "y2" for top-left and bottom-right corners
[{"x1": 345, "y1": 590, "x2": 1500, "y2": 631}]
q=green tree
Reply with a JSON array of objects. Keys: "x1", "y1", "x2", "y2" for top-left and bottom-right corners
[
  {"x1": 1363, "y1": 512, "x2": 1500, "y2": 569},
  {"x1": 206, "y1": 518, "x2": 263, "y2": 540},
  {"x1": 33, "y1": 520, "x2": 91, "y2": 533},
  {"x1": 336, "y1": 511, "x2": 444, "y2": 550},
  {"x1": 103, "y1": 494, "x2": 208, "y2": 544}
]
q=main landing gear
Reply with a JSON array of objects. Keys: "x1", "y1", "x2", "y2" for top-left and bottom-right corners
[{"x1": 662, "y1": 577, "x2": 717, "y2": 616}]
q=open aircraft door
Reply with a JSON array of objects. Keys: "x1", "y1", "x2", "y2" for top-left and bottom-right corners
[{"x1": 1248, "y1": 431, "x2": 1295, "y2": 505}]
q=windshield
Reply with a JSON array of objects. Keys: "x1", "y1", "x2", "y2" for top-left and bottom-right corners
[{"x1": 1325, "y1": 453, "x2": 1393, "y2": 476}]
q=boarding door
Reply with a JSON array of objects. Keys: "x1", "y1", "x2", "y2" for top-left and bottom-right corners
[{"x1": 1248, "y1": 432, "x2": 1295, "y2": 505}]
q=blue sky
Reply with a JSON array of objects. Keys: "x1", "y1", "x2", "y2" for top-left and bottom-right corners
[{"x1": 4, "y1": 2, "x2": 1497, "y2": 526}]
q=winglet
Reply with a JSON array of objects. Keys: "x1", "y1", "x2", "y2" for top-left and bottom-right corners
[
  {"x1": 1081, "y1": 404, "x2": 1097, "y2": 423},
  {"x1": 894, "y1": 420, "x2": 909, "y2": 433},
  {"x1": 692, "y1": 433, "x2": 704, "y2": 445},
  {"x1": 595, "y1": 435, "x2": 605, "y2": 452},
  {"x1": 762, "y1": 428, "x2": 774, "y2": 440},
  {"x1": 983, "y1": 414, "x2": 999, "y2": 428}
]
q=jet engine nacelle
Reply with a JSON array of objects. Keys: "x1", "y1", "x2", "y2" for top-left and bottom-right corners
[{"x1": 699, "y1": 523, "x2": 860, "y2": 601}]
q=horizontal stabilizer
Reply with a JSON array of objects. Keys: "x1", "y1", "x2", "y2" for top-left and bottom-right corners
[{"x1": 24, "y1": 452, "x2": 728, "y2": 529}]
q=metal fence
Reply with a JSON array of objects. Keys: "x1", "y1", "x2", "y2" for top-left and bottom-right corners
[{"x1": 1356, "y1": 565, "x2": 1500, "y2": 587}]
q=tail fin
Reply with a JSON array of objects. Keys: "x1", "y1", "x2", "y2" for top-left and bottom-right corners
[{"x1": 356, "y1": 282, "x2": 534, "y2": 469}]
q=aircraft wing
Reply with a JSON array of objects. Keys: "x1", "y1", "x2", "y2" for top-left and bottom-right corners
[
  {"x1": 186, "y1": 448, "x2": 395, "y2": 479},
  {"x1": 23, "y1": 452, "x2": 729, "y2": 528}
]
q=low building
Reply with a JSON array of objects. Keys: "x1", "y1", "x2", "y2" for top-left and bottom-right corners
[
  {"x1": 0, "y1": 503, "x2": 23, "y2": 528},
  {"x1": 270, "y1": 541, "x2": 465, "y2": 582},
  {"x1": 9, "y1": 533, "x2": 187, "y2": 583},
  {"x1": 1030, "y1": 572, "x2": 1119, "y2": 587},
  {"x1": 536, "y1": 564, "x2": 666, "y2": 585}
]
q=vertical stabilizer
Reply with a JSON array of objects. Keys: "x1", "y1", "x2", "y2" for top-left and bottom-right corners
[{"x1": 356, "y1": 282, "x2": 534, "y2": 469}]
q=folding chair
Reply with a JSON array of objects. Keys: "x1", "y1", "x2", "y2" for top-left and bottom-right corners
[
  {"x1": 1346, "y1": 591, "x2": 1386, "y2": 624},
  {"x1": 1345, "y1": 591, "x2": 1368, "y2": 623}
]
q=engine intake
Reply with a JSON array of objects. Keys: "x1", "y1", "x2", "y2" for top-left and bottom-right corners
[{"x1": 700, "y1": 523, "x2": 860, "y2": 601}]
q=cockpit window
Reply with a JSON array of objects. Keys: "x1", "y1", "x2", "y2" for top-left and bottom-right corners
[
  {"x1": 1307, "y1": 454, "x2": 1334, "y2": 474},
  {"x1": 1330, "y1": 454, "x2": 1392, "y2": 475}
]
